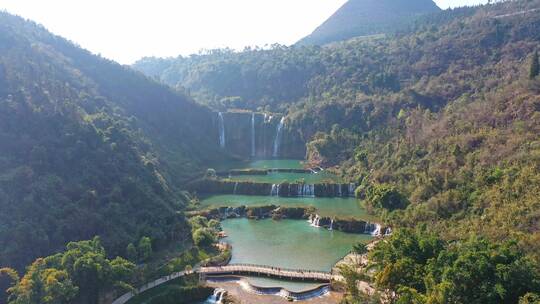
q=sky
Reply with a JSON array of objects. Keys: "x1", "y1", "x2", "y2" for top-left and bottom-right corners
[{"x1": 0, "y1": 0, "x2": 488, "y2": 64}]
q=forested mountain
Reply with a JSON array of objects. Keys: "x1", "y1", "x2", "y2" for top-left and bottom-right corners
[
  {"x1": 0, "y1": 11, "x2": 223, "y2": 276},
  {"x1": 297, "y1": 0, "x2": 440, "y2": 46},
  {"x1": 136, "y1": 1, "x2": 540, "y2": 301}
]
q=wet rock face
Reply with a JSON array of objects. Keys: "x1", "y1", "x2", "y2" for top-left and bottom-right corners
[{"x1": 213, "y1": 112, "x2": 305, "y2": 159}]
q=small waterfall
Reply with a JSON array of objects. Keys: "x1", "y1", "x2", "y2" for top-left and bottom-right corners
[
  {"x1": 364, "y1": 222, "x2": 382, "y2": 236},
  {"x1": 329, "y1": 219, "x2": 334, "y2": 231},
  {"x1": 218, "y1": 112, "x2": 226, "y2": 148},
  {"x1": 297, "y1": 184, "x2": 315, "y2": 197},
  {"x1": 348, "y1": 183, "x2": 356, "y2": 197},
  {"x1": 251, "y1": 112, "x2": 256, "y2": 157},
  {"x1": 338, "y1": 184, "x2": 343, "y2": 197},
  {"x1": 272, "y1": 117, "x2": 285, "y2": 158},
  {"x1": 205, "y1": 288, "x2": 226, "y2": 304},
  {"x1": 271, "y1": 184, "x2": 280, "y2": 196},
  {"x1": 233, "y1": 182, "x2": 239, "y2": 195},
  {"x1": 309, "y1": 214, "x2": 321, "y2": 227}
]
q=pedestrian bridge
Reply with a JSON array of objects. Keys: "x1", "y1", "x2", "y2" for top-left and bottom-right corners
[
  {"x1": 112, "y1": 264, "x2": 342, "y2": 304},
  {"x1": 200, "y1": 263, "x2": 337, "y2": 282}
]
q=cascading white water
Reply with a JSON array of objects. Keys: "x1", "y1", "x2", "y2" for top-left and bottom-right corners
[
  {"x1": 309, "y1": 214, "x2": 321, "y2": 227},
  {"x1": 205, "y1": 288, "x2": 226, "y2": 304},
  {"x1": 251, "y1": 112, "x2": 256, "y2": 157},
  {"x1": 338, "y1": 184, "x2": 343, "y2": 197},
  {"x1": 296, "y1": 184, "x2": 315, "y2": 197},
  {"x1": 364, "y1": 222, "x2": 382, "y2": 236},
  {"x1": 272, "y1": 117, "x2": 285, "y2": 158},
  {"x1": 271, "y1": 184, "x2": 280, "y2": 196},
  {"x1": 329, "y1": 219, "x2": 334, "y2": 231},
  {"x1": 233, "y1": 182, "x2": 239, "y2": 195},
  {"x1": 218, "y1": 112, "x2": 226, "y2": 148}
]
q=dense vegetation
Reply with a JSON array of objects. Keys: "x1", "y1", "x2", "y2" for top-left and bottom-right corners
[
  {"x1": 0, "y1": 11, "x2": 226, "y2": 285},
  {"x1": 1, "y1": 237, "x2": 135, "y2": 304},
  {"x1": 366, "y1": 229, "x2": 540, "y2": 303},
  {"x1": 136, "y1": 0, "x2": 540, "y2": 302},
  {"x1": 297, "y1": 0, "x2": 440, "y2": 46}
]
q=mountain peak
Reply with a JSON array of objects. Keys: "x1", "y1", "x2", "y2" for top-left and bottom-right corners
[{"x1": 297, "y1": 0, "x2": 440, "y2": 45}]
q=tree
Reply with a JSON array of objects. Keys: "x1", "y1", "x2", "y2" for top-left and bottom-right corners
[
  {"x1": 520, "y1": 293, "x2": 540, "y2": 304},
  {"x1": 352, "y1": 243, "x2": 368, "y2": 255},
  {"x1": 192, "y1": 228, "x2": 216, "y2": 247},
  {"x1": 126, "y1": 243, "x2": 138, "y2": 262},
  {"x1": 365, "y1": 184, "x2": 409, "y2": 211},
  {"x1": 530, "y1": 51, "x2": 539, "y2": 79},
  {"x1": 138, "y1": 237, "x2": 153, "y2": 262}
]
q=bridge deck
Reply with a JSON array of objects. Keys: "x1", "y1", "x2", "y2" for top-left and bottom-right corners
[{"x1": 200, "y1": 264, "x2": 338, "y2": 281}]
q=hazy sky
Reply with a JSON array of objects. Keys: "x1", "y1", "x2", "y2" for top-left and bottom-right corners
[{"x1": 1, "y1": 0, "x2": 488, "y2": 64}]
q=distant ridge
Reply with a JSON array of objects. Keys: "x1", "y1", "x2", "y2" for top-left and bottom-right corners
[{"x1": 297, "y1": 0, "x2": 440, "y2": 45}]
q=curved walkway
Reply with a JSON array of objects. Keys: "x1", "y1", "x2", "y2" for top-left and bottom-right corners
[
  {"x1": 111, "y1": 264, "x2": 342, "y2": 304},
  {"x1": 200, "y1": 264, "x2": 338, "y2": 282}
]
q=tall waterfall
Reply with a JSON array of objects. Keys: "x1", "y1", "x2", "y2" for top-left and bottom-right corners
[
  {"x1": 329, "y1": 219, "x2": 334, "y2": 230},
  {"x1": 272, "y1": 117, "x2": 285, "y2": 158},
  {"x1": 218, "y1": 112, "x2": 226, "y2": 148},
  {"x1": 251, "y1": 113, "x2": 256, "y2": 157},
  {"x1": 233, "y1": 182, "x2": 239, "y2": 195}
]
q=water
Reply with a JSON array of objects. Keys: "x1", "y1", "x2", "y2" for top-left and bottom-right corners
[
  {"x1": 226, "y1": 171, "x2": 343, "y2": 184},
  {"x1": 272, "y1": 117, "x2": 285, "y2": 158},
  {"x1": 204, "y1": 288, "x2": 226, "y2": 304},
  {"x1": 214, "y1": 159, "x2": 305, "y2": 171},
  {"x1": 221, "y1": 219, "x2": 372, "y2": 271},
  {"x1": 199, "y1": 195, "x2": 375, "y2": 220},
  {"x1": 218, "y1": 112, "x2": 226, "y2": 148}
]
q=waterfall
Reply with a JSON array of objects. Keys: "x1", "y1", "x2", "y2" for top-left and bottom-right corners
[
  {"x1": 205, "y1": 288, "x2": 226, "y2": 304},
  {"x1": 338, "y1": 184, "x2": 343, "y2": 197},
  {"x1": 309, "y1": 214, "x2": 321, "y2": 227},
  {"x1": 297, "y1": 184, "x2": 315, "y2": 197},
  {"x1": 272, "y1": 117, "x2": 285, "y2": 158},
  {"x1": 364, "y1": 222, "x2": 382, "y2": 236},
  {"x1": 271, "y1": 184, "x2": 280, "y2": 196},
  {"x1": 348, "y1": 183, "x2": 356, "y2": 197},
  {"x1": 218, "y1": 112, "x2": 226, "y2": 148},
  {"x1": 233, "y1": 182, "x2": 238, "y2": 195},
  {"x1": 251, "y1": 113, "x2": 256, "y2": 157},
  {"x1": 329, "y1": 219, "x2": 334, "y2": 231}
]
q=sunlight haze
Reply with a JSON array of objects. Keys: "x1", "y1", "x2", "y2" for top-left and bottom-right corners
[{"x1": 1, "y1": 0, "x2": 489, "y2": 64}]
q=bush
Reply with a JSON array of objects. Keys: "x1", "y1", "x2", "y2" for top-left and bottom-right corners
[
  {"x1": 365, "y1": 184, "x2": 409, "y2": 211},
  {"x1": 192, "y1": 228, "x2": 216, "y2": 247}
]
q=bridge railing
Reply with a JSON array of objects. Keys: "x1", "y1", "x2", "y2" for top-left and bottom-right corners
[{"x1": 203, "y1": 263, "x2": 332, "y2": 275}]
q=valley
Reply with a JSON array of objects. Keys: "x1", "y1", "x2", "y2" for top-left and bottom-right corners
[{"x1": 1, "y1": 0, "x2": 540, "y2": 303}]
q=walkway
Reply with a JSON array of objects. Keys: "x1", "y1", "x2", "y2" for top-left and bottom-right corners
[
  {"x1": 111, "y1": 264, "x2": 342, "y2": 304},
  {"x1": 200, "y1": 264, "x2": 339, "y2": 282}
]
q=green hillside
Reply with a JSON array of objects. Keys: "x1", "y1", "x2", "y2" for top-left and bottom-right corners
[
  {"x1": 297, "y1": 0, "x2": 440, "y2": 45},
  {"x1": 0, "y1": 12, "x2": 222, "y2": 272}
]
